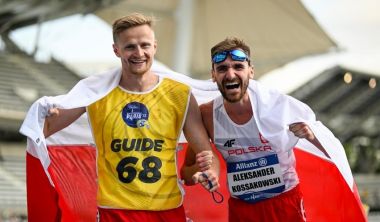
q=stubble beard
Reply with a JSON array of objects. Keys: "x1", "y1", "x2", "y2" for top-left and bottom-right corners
[
  {"x1": 217, "y1": 79, "x2": 249, "y2": 103},
  {"x1": 125, "y1": 59, "x2": 152, "y2": 76}
]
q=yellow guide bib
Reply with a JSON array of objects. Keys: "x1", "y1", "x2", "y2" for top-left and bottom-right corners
[{"x1": 87, "y1": 77, "x2": 190, "y2": 210}]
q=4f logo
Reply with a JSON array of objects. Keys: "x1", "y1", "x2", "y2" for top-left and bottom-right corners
[{"x1": 224, "y1": 139, "x2": 235, "y2": 147}]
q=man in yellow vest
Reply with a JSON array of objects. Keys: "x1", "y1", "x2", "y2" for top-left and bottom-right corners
[{"x1": 43, "y1": 13, "x2": 219, "y2": 222}]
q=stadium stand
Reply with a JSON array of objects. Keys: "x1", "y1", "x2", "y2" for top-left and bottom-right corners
[
  {"x1": 291, "y1": 66, "x2": 380, "y2": 144},
  {"x1": 0, "y1": 46, "x2": 81, "y2": 221},
  {"x1": 0, "y1": 50, "x2": 81, "y2": 131},
  {"x1": 0, "y1": 142, "x2": 27, "y2": 220}
]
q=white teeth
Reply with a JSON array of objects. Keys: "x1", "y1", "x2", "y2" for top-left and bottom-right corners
[
  {"x1": 225, "y1": 82, "x2": 240, "y2": 89},
  {"x1": 131, "y1": 60, "x2": 145, "y2": 63}
]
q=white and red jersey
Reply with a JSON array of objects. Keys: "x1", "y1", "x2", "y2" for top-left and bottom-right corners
[{"x1": 213, "y1": 95, "x2": 299, "y2": 203}]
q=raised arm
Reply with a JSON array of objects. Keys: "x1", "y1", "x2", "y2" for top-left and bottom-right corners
[
  {"x1": 289, "y1": 122, "x2": 331, "y2": 158},
  {"x1": 43, "y1": 107, "x2": 86, "y2": 138}
]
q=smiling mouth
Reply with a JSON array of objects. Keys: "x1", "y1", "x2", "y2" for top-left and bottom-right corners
[
  {"x1": 130, "y1": 59, "x2": 146, "y2": 64},
  {"x1": 225, "y1": 82, "x2": 240, "y2": 89}
]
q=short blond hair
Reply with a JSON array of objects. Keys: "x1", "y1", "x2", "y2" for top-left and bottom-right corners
[{"x1": 112, "y1": 13, "x2": 156, "y2": 43}]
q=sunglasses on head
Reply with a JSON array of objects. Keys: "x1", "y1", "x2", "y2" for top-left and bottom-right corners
[{"x1": 212, "y1": 49, "x2": 249, "y2": 64}]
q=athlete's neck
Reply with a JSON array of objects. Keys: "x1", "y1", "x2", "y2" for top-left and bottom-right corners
[
  {"x1": 223, "y1": 93, "x2": 253, "y2": 124},
  {"x1": 119, "y1": 71, "x2": 159, "y2": 92}
]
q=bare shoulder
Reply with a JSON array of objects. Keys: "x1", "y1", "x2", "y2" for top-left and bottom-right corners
[
  {"x1": 199, "y1": 101, "x2": 213, "y2": 117},
  {"x1": 199, "y1": 101, "x2": 214, "y2": 140}
]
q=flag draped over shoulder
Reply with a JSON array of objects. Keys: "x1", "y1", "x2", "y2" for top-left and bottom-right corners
[{"x1": 20, "y1": 64, "x2": 366, "y2": 222}]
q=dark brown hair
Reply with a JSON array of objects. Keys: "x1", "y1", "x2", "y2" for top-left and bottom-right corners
[{"x1": 211, "y1": 37, "x2": 251, "y2": 64}]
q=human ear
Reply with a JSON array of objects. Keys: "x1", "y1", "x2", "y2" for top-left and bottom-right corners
[
  {"x1": 113, "y1": 44, "x2": 120, "y2": 57},
  {"x1": 151, "y1": 40, "x2": 158, "y2": 56},
  {"x1": 249, "y1": 65, "x2": 254, "y2": 79},
  {"x1": 211, "y1": 69, "x2": 216, "y2": 82}
]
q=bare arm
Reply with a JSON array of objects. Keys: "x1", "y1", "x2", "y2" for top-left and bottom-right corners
[
  {"x1": 44, "y1": 107, "x2": 86, "y2": 138},
  {"x1": 289, "y1": 122, "x2": 331, "y2": 158},
  {"x1": 181, "y1": 99, "x2": 219, "y2": 190},
  {"x1": 183, "y1": 94, "x2": 213, "y2": 154},
  {"x1": 180, "y1": 147, "x2": 198, "y2": 185}
]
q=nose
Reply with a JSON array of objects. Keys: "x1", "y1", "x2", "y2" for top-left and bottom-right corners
[
  {"x1": 225, "y1": 67, "x2": 236, "y2": 80},
  {"x1": 135, "y1": 46, "x2": 144, "y2": 56}
]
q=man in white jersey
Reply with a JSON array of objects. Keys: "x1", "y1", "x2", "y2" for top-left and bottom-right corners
[
  {"x1": 181, "y1": 37, "x2": 331, "y2": 222},
  {"x1": 42, "y1": 13, "x2": 219, "y2": 222}
]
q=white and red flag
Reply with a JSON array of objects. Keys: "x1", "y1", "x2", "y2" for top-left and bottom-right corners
[{"x1": 20, "y1": 65, "x2": 367, "y2": 222}]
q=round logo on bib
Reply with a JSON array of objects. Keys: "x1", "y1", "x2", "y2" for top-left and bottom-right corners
[
  {"x1": 258, "y1": 157, "x2": 267, "y2": 166},
  {"x1": 122, "y1": 102, "x2": 149, "y2": 128}
]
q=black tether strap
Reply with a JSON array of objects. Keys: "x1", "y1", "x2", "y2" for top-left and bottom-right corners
[{"x1": 201, "y1": 172, "x2": 224, "y2": 204}]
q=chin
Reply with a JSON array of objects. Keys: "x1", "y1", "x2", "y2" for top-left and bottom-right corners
[
  {"x1": 132, "y1": 71, "x2": 148, "y2": 75},
  {"x1": 131, "y1": 67, "x2": 149, "y2": 75},
  {"x1": 224, "y1": 92, "x2": 245, "y2": 103}
]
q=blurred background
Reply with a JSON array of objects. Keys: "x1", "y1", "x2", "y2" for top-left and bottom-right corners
[{"x1": 0, "y1": 0, "x2": 379, "y2": 221}]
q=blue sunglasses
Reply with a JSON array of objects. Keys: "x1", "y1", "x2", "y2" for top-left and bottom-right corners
[{"x1": 212, "y1": 49, "x2": 249, "y2": 63}]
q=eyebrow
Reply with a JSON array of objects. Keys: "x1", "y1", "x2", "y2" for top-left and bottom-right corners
[
  {"x1": 125, "y1": 41, "x2": 152, "y2": 47},
  {"x1": 215, "y1": 64, "x2": 228, "y2": 70},
  {"x1": 215, "y1": 62, "x2": 246, "y2": 70}
]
